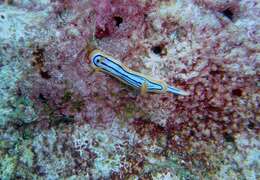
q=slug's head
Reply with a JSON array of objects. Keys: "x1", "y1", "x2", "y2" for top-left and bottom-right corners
[{"x1": 89, "y1": 49, "x2": 106, "y2": 69}]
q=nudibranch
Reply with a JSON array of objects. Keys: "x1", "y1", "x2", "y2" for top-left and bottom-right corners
[{"x1": 88, "y1": 49, "x2": 189, "y2": 96}]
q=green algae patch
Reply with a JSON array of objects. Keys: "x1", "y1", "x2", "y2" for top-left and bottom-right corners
[
  {"x1": 123, "y1": 102, "x2": 136, "y2": 119},
  {"x1": 71, "y1": 98, "x2": 85, "y2": 112},
  {"x1": 0, "y1": 140, "x2": 9, "y2": 149},
  {"x1": 20, "y1": 142, "x2": 34, "y2": 168},
  {"x1": 22, "y1": 128, "x2": 34, "y2": 140},
  {"x1": 8, "y1": 96, "x2": 37, "y2": 124},
  {"x1": 0, "y1": 155, "x2": 18, "y2": 180},
  {"x1": 61, "y1": 90, "x2": 73, "y2": 103},
  {"x1": 121, "y1": 102, "x2": 148, "y2": 121},
  {"x1": 61, "y1": 90, "x2": 85, "y2": 113},
  {"x1": 145, "y1": 154, "x2": 197, "y2": 180}
]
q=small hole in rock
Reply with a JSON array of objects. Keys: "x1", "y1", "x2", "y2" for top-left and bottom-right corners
[
  {"x1": 113, "y1": 16, "x2": 123, "y2": 27},
  {"x1": 232, "y1": 88, "x2": 242, "y2": 96},
  {"x1": 40, "y1": 70, "x2": 51, "y2": 79},
  {"x1": 151, "y1": 44, "x2": 167, "y2": 56},
  {"x1": 224, "y1": 133, "x2": 235, "y2": 142},
  {"x1": 190, "y1": 130, "x2": 195, "y2": 136},
  {"x1": 151, "y1": 45, "x2": 162, "y2": 55},
  {"x1": 161, "y1": 96, "x2": 168, "y2": 102},
  {"x1": 222, "y1": 8, "x2": 234, "y2": 21},
  {"x1": 38, "y1": 93, "x2": 47, "y2": 103},
  {"x1": 247, "y1": 121, "x2": 255, "y2": 129},
  {"x1": 1, "y1": 15, "x2": 5, "y2": 19},
  {"x1": 95, "y1": 26, "x2": 110, "y2": 39}
]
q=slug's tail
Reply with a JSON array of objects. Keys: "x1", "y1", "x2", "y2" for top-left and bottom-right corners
[{"x1": 167, "y1": 86, "x2": 190, "y2": 96}]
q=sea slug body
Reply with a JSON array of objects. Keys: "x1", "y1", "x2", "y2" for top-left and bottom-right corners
[{"x1": 89, "y1": 49, "x2": 189, "y2": 96}]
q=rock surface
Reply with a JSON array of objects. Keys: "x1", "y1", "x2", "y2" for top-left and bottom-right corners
[{"x1": 0, "y1": 0, "x2": 259, "y2": 179}]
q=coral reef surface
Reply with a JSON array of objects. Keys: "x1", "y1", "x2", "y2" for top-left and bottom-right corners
[{"x1": 0, "y1": 0, "x2": 259, "y2": 179}]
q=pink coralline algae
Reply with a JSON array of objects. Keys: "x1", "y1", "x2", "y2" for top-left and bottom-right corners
[
  {"x1": 28, "y1": 0, "x2": 259, "y2": 171},
  {"x1": 24, "y1": 0, "x2": 154, "y2": 128},
  {"x1": 1, "y1": 0, "x2": 259, "y2": 179},
  {"x1": 92, "y1": 0, "x2": 149, "y2": 39}
]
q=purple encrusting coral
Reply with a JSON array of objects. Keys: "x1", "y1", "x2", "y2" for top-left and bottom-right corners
[{"x1": 0, "y1": 0, "x2": 259, "y2": 179}]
